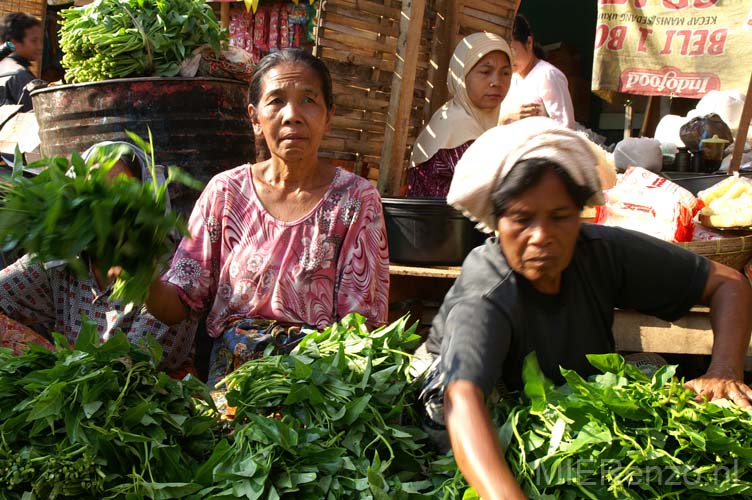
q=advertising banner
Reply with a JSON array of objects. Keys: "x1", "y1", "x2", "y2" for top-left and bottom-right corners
[{"x1": 592, "y1": 0, "x2": 752, "y2": 99}]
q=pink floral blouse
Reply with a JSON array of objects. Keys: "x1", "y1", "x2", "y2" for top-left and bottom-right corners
[{"x1": 164, "y1": 165, "x2": 390, "y2": 337}]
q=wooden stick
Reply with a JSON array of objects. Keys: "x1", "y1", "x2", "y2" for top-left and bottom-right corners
[
  {"x1": 729, "y1": 71, "x2": 752, "y2": 175},
  {"x1": 640, "y1": 95, "x2": 656, "y2": 138},
  {"x1": 220, "y1": 2, "x2": 230, "y2": 30},
  {"x1": 623, "y1": 99, "x2": 633, "y2": 139},
  {"x1": 377, "y1": 0, "x2": 427, "y2": 196}
]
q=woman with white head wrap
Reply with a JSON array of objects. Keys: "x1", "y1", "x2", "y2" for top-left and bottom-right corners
[
  {"x1": 406, "y1": 32, "x2": 512, "y2": 197},
  {"x1": 414, "y1": 118, "x2": 752, "y2": 498}
]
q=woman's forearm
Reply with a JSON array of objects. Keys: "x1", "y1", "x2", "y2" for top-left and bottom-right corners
[
  {"x1": 445, "y1": 380, "x2": 527, "y2": 500},
  {"x1": 145, "y1": 279, "x2": 191, "y2": 325},
  {"x1": 702, "y1": 262, "x2": 752, "y2": 378}
]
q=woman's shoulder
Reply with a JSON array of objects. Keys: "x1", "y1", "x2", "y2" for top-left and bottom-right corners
[
  {"x1": 203, "y1": 163, "x2": 251, "y2": 190},
  {"x1": 330, "y1": 168, "x2": 379, "y2": 198},
  {"x1": 533, "y1": 60, "x2": 568, "y2": 81}
]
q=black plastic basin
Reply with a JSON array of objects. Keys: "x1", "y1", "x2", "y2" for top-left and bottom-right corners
[{"x1": 383, "y1": 197, "x2": 487, "y2": 266}]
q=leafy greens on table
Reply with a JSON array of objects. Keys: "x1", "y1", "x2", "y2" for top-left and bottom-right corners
[
  {"x1": 0, "y1": 320, "x2": 221, "y2": 499},
  {"x1": 2, "y1": 312, "x2": 751, "y2": 499}
]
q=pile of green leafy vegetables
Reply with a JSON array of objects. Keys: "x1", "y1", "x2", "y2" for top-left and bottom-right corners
[
  {"x1": 488, "y1": 353, "x2": 752, "y2": 500},
  {"x1": 59, "y1": 0, "x2": 225, "y2": 82},
  {"x1": 0, "y1": 320, "x2": 221, "y2": 499},
  {"x1": 192, "y1": 313, "x2": 464, "y2": 499},
  {"x1": 0, "y1": 134, "x2": 200, "y2": 304}
]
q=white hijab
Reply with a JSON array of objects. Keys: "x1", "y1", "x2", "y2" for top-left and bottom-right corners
[
  {"x1": 409, "y1": 32, "x2": 512, "y2": 167},
  {"x1": 447, "y1": 117, "x2": 607, "y2": 233}
]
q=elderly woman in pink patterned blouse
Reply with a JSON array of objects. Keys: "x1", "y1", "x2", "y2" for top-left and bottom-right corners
[{"x1": 145, "y1": 49, "x2": 390, "y2": 385}]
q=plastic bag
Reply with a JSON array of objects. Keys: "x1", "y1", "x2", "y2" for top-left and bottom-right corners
[
  {"x1": 179, "y1": 45, "x2": 255, "y2": 82},
  {"x1": 594, "y1": 166, "x2": 701, "y2": 242},
  {"x1": 679, "y1": 113, "x2": 733, "y2": 153},
  {"x1": 613, "y1": 137, "x2": 663, "y2": 173}
]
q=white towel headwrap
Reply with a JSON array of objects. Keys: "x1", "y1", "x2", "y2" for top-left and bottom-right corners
[{"x1": 447, "y1": 117, "x2": 606, "y2": 233}]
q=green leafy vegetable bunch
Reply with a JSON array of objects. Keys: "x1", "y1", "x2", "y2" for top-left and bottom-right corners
[
  {"x1": 59, "y1": 0, "x2": 226, "y2": 82},
  {"x1": 0, "y1": 136, "x2": 199, "y2": 304},
  {"x1": 191, "y1": 313, "x2": 462, "y2": 499},
  {"x1": 0, "y1": 322, "x2": 221, "y2": 499},
  {"x1": 494, "y1": 353, "x2": 752, "y2": 500}
]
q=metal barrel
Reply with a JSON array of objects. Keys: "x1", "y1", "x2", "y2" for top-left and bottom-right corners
[{"x1": 31, "y1": 77, "x2": 253, "y2": 217}]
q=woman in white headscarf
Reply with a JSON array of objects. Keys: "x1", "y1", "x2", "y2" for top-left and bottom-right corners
[
  {"x1": 413, "y1": 117, "x2": 752, "y2": 498},
  {"x1": 406, "y1": 32, "x2": 512, "y2": 197}
]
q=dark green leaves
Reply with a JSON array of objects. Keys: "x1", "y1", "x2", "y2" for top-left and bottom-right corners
[
  {"x1": 497, "y1": 353, "x2": 752, "y2": 499},
  {"x1": 0, "y1": 328, "x2": 221, "y2": 498}
]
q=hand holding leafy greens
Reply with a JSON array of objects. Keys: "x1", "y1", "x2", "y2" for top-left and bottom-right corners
[{"x1": 0, "y1": 132, "x2": 201, "y2": 304}]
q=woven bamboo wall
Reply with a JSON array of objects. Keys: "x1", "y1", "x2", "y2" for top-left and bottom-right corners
[
  {"x1": 314, "y1": 0, "x2": 438, "y2": 184},
  {"x1": 1, "y1": 0, "x2": 46, "y2": 78}
]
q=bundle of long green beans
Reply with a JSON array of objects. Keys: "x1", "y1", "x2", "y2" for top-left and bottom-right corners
[{"x1": 59, "y1": 0, "x2": 226, "y2": 83}]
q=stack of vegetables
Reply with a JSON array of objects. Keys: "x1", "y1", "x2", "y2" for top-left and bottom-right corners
[
  {"x1": 2, "y1": 308, "x2": 752, "y2": 498},
  {"x1": 489, "y1": 353, "x2": 752, "y2": 500},
  {"x1": 0, "y1": 323, "x2": 221, "y2": 499},
  {"x1": 59, "y1": 0, "x2": 226, "y2": 83},
  {"x1": 192, "y1": 313, "x2": 464, "y2": 499}
]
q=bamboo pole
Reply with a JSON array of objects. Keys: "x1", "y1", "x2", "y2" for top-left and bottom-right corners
[
  {"x1": 377, "y1": 0, "x2": 427, "y2": 196},
  {"x1": 728, "y1": 72, "x2": 752, "y2": 175},
  {"x1": 220, "y1": 2, "x2": 230, "y2": 29}
]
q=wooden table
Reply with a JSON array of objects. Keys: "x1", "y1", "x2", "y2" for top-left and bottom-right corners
[{"x1": 388, "y1": 263, "x2": 751, "y2": 356}]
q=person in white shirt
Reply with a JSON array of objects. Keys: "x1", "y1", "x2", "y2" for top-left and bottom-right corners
[{"x1": 499, "y1": 14, "x2": 576, "y2": 129}]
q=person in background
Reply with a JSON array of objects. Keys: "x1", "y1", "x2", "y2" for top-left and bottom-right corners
[
  {"x1": 498, "y1": 14, "x2": 575, "y2": 129},
  {"x1": 414, "y1": 117, "x2": 752, "y2": 499},
  {"x1": 0, "y1": 142, "x2": 197, "y2": 376},
  {"x1": 0, "y1": 12, "x2": 44, "y2": 112},
  {"x1": 406, "y1": 32, "x2": 512, "y2": 197},
  {"x1": 143, "y1": 49, "x2": 390, "y2": 387}
]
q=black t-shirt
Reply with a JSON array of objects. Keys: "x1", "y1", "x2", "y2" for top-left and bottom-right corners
[{"x1": 425, "y1": 223, "x2": 710, "y2": 394}]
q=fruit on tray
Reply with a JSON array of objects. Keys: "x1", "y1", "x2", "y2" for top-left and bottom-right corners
[{"x1": 697, "y1": 174, "x2": 752, "y2": 228}]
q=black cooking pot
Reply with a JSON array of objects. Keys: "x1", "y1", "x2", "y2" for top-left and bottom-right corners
[{"x1": 382, "y1": 197, "x2": 487, "y2": 266}]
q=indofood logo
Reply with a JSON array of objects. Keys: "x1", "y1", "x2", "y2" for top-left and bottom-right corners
[{"x1": 621, "y1": 66, "x2": 720, "y2": 97}]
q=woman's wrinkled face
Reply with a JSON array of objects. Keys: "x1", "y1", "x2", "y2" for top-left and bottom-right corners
[
  {"x1": 496, "y1": 169, "x2": 581, "y2": 294},
  {"x1": 465, "y1": 50, "x2": 512, "y2": 110},
  {"x1": 248, "y1": 63, "x2": 333, "y2": 163},
  {"x1": 510, "y1": 38, "x2": 533, "y2": 74},
  {"x1": 12, "y1": 25, "x2": 43, "y2": 63}
]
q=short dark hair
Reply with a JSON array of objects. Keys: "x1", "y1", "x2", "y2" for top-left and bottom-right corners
[
  {"x1": 248, "y1": 48, "x2": 334, "y2": 111},
  {"x1": 492, "y1": 158, "x2": 593, "y2": 218},
  {"x1": 511, "y1": 14, "x2": 545, "y2": 60},
  {"x1": 0, "y1": 12, "x2": 41, "y2": 60}
]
